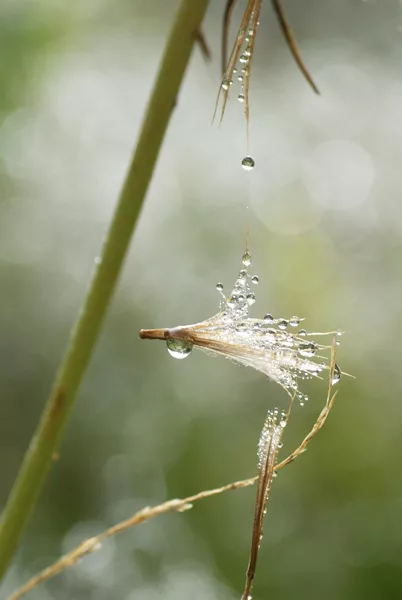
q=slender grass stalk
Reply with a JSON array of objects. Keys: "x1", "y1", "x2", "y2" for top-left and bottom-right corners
[{"x1": 0, "y1": 0, "x2": 210, "y2": 581}]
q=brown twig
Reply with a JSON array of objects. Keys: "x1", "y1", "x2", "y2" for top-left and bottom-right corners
[{"x1": 271, "y1": 0, "x2": 319, "y2": 94}]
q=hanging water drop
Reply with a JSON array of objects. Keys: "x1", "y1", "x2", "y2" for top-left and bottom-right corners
[
  {"x1": 251, "y1": 275, "x2": 259, "y2": 284},
  {"x1": 264, "y1": 313, "x2": 273, "y2": 323},
  {"x1": 242, "y1": 156, "x2": 255, "y2": 171},
  {"x1": 238, "y1": 74, "x2": 244, "y2": 82},
  {"x1": 242, "y1": 250, "x2": 252, "y2": 266},
  {"x1": 278, "y1": 319, "x2": 288, "y2": 330},
  {"x1": 239, "y1": 54, "x2": 248, "y2": 64},
  {"x1": 238, "y1": 94, "x2": 245, "y2": 103},
  {"x1": 298, "y1": 329, "x2": 307, "y2": 336},
  {"x1": 331, "y1": 363, "x2": 342, "y2": 385},
  {"x1": 289, "y1": 316, "x2": 300, "y2": 327},
  {"x1": 216, "y1": 283, "x2": 224, "y2": 292},
  {"x1": 166, "y1": 339, "x2": 193, "y2": 359}
]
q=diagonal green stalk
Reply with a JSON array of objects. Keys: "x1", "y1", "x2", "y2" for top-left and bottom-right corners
[{"x1": 0, "y1": 0, "x2": 210, "y2": 582}]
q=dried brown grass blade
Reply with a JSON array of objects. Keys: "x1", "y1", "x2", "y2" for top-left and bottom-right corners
[
  {"x1": 195, "y1": 28, "x2": 211, "y2": 61},
  {"x1": 271, "y1": 0, "x2": 319, "y2": 94},
  {"x1": 222, "y1": 0, "x2": 239, "y2": 75},
  {"x1": 213, "y1": 0, "x2": 257, "y2": 125},
  {"x1": 242, "y1": 413, "x2": 284, "y2": 600}
]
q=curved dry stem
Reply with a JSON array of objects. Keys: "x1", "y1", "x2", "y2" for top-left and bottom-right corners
[
  {"x1": 6, "y1": 387, "x2": 338, "y2": 600},
  {"x1": 271, "y1": 0, "x2": 319, "y2": 94}
]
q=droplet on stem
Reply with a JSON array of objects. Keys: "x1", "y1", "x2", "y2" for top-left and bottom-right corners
[
  {"x1": 242, "y1": 250, "x2": 252, "y2": 266},
  {"x1": 166, "y1": 339, "x2": 193, "y2": 359}
]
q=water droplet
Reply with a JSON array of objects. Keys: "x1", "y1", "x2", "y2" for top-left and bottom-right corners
[
  {"x1": 331, "y1": 363, "x2": 342, "y2": 385},
  {"x1": 227, "y1": 295, "x2": 238, "y2": 308},
  {"x1": 264, "y1": 313, "x2": 273, "y2": 323},
  {"x1": 237, "y1": 74, "x2": 244, "y2": 82},
  {"x1": 251, "y1": 275, "x2": 259, "y2": 284},
  {"x1": 298, "y1": 329, "x2": 307, "y2": 336},
  {"x1": 244, "y1": 46, "x2": 251, "y2": 57},
  {"x1": 336, "y1": 329, "x2": 343, "y2": 337},
  {"x1": 216, "y1": 283, "x2": 223, "y2": 292},
  {"x1": 241, "y1": 155, "x2": 255, "y2": 171},
  {"x1": 246, "y1": 293, "x2": 256, "y2": 305},
  {"x1": 239, "y1": 54, "x2": 248, "y2": 64},
  {"x1": 289, "y1": 316, "x2": 300, "y2": 327},
  {"x1": 298, "y1": 342, "x2": 317, "y2": 358},
  {"x1": 232, "y1": 67, "x2": 237, "y2": 73},
  {"x1": 278, "y1": 441, "x2": 283, "y2": 448},
  {"x1": 94, "y1": 256, "x2": 102, "y2": 265},
  {"x1": 238, "y1": 94, "x2": 245, "y2": 103},
  {"x1": 242, "y1": 250, "x2": 252, "y2": 266},
  {"x1": 237, "y1": 294, "x2": 245, "y2": 303},
  {"x1": 221, "y1": 79, "x2": 232, "y2": 90},
  {"x1": 166, "y1": 339, "x2": 193, "y2": 359},
  {"x1": 280, "y1": 419, "x2": 287, "y2": 428},
  {"x1": 278, "y1": 319, "x2": 288, "y2": 330}
]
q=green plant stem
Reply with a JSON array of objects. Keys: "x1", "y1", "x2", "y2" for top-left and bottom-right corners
[{"x1": 0, "y1": 0, "x2": 210, "y2": 582}]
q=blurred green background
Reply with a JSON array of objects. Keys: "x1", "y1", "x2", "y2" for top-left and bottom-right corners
[{"x1": 1, "y1": 0, "x2": 402, "y2": 598}]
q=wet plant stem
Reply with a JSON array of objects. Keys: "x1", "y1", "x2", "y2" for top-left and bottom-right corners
[{"x1": 0, "y1": 0, "x2": 210, "y2": 582}]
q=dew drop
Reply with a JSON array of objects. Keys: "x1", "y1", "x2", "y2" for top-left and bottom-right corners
[
  {"x1": 239, "y1": 54, "x2": 249, "y2": 64},
  {"x1": 242, "y1": 250, "x2": 252, "y2": 266},
  {"x1": 278, "y1": 319, "x2": 288, "y2": 330},
  {"x1": 336, "y1": 330, "x2": 343, "y2": 337},
  {"x1": 221, "y1": 79, "x2": 232, "y2": 90},
  {"x1": 264, "y1": 313, "x2": 273, "y2": 323},
  {"x1": 166, "y1": 339, "x2": 193, "y2": 360},
  {"x1": 216, "y1": 283, "x2": 224, "y2": 292},
  {"x1": 251, "y1": 275, "x2": 259, "y2": 284},
  {"x1": 331, "y1": 363, "x2": 342, "y2": 385},
  {"x1": 238, "y1": 74, "x2": 244, "y2": 82},
  {"x1": 289, "y1": 316, "x2": 300, "y2": 327},
  {"x1": 246, "y1": 293, "x2": 256, "y2": 305},
  {"x1": 298, "y1": 329, "x2": 307, "y2": 336},
  {"x1": 241, "y1": 155, "x2": 255, "y2": 171},
  {"x1": 298, "y1": 342, "x2": 317, "y2": 358},
  {"x1": 238, "y1": 94, "x2": 245, "y2": 103}
]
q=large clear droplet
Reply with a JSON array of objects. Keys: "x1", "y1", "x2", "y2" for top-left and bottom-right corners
[
  {"x1": 238, "y1": 94, "x2": 245, "y2": 103},
  {"x1": 278, "y1": 319, "x2": 288, "y2": 330},
  {"x1": 239, "y1": 54, "x2": 248, "y2": 63},
  {"x1": 331, "y1": 363, "x2": 342, "y2": 385},
  {"x1": 251, "y1": 275, "x2": 259, "y2": 284},
  {"x1": 166, "y1": 339, "x2": 193, "y2": 359},
  {"x1": 289, "y1": 316, "x2": 300, "y2": 327},
  {"x1": 241, "y1": 156, "x2": 255, "y2": 171},
  {"x1": 264, "y1": 313, "x2": 273, "y2": 323},
  {"x1": 216, "y1": 283, "x2": 224, "y2": 292}
]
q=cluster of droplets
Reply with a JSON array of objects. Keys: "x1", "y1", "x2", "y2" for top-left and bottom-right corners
[
  {"x1": 166, "y1": 250, "x2": 342, "y2": 406},
  {"x1": 212, "y1": 250, "x2": 342, "y2": 404},
  {"x1": 258, "y1": 408, "x2": 287, "y2": 468},
  {"x1": 221, "y1": 23, "x2": 257, "y2": 172},
  {"x1": 215, "y1": 250, "x2": 257, "y2": 318}
]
